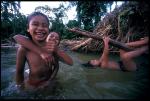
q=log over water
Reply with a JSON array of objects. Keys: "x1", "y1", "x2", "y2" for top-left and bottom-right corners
[{"x1": 68, "y1": 28, "x2": 133, "y2": 51}]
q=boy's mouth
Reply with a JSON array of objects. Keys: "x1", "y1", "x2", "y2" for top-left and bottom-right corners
[{"x1": 36, "y1": 32, "x2": 46, "y2": 38}]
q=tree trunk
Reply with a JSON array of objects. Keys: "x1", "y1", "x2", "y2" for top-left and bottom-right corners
[
  {"x1": 67, "y1": 28, "x2": 133, "y2": 51},
  {"x1": 71, "y1": 38, "x2": 92, "y2": 51}
]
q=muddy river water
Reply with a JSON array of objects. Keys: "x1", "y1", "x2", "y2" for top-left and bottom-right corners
[{"x1": 1, "y1": 47, "x2": 149, "y2": 99}]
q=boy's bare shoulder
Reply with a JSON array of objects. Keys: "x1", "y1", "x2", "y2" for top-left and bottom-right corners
[{"x1": 18, "y1": 45, "x2": 28, "y2": 53}]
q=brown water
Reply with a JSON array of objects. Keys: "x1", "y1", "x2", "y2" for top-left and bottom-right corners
[{"x1": 1, "y1": 47, "x2": 149, "y2": 99}]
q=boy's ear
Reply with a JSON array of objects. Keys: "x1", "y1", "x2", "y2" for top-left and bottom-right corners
[{"x1": 27, "y1": 29, "x2": 29, "y2": 32}]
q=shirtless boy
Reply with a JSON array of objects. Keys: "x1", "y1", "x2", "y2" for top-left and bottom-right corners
[
  {"x1": 13, "y1": 12, "x2": 73, "y2": 90},
  {"x1": 88, "y1": 36, "x2": 149, "y2": 71}
]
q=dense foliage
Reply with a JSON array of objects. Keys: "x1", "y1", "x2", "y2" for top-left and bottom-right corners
[
  {"x1": 65, "y1": 1, "x2": 149, "y2": 52},
  {"x1": 1, "y1": 1, "x2": 123, "y2": 43}
]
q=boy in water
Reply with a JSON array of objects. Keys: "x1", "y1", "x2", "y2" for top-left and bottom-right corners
[
  {"x1": 88, "y1": 36, "x2": 149, "y2": 71},
  {"x1": 13, "y1": 12, "x2": 73, "y2": 90}
]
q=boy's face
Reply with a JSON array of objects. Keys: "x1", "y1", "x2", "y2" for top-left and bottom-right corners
[
  {"x1": 46, "y1": 32, "x2": 60, "y2": 45},
  {"x1": 27, "y1": 15, "x2": 49, "y2": 42}
]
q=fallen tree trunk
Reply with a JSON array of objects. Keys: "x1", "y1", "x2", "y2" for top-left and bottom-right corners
[
  {"x1": 68, "y1": 28, "x2": 133, "y2": 51},
  {"x1": 71, "y1": 38, "x2": 92, "y2": 51}
]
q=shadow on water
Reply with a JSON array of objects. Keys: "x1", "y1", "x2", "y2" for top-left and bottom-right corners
[{"x1": 1, "y1": 48, "x2": 150, "y2": 99}]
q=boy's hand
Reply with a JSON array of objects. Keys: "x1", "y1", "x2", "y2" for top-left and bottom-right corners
[
  {"x1": 103, "y1": 36, "x2": 110, "y2": 45},
  {"x1": 40, "y1": 52, "x2": 54, "y2": 66},
  {"x1": 16, "y1": 82, "x2": 25, "y2": 90},
  {"x1": 103, "y1": 36, "x2": 110, "y2": 50},
  {"x1": 46, "y1": 39, "x2": 57, "y2": 53}
]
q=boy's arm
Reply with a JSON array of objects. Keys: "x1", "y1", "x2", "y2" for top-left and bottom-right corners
[
  {"x1": 49, "y1": 59, "x2": 59, "y2": 80},
  {"x1": 16, "y1": 46, "x2": 26, "y2": 86},
  {"x1": 13, "y1": 35, "x2": 52, "y2": 65},
  {"x1": 100, "y1": 37, "x2": 110, "y2": 67},
  {"x1": 55, "y1": 48, "x2": 73, "y2": 66},
  {"x1": 13, "y1": 35, "x2": 44, "y2": 55},
  {"x1": 126, "y1": 37, "x2": 149, "y2": 48}
]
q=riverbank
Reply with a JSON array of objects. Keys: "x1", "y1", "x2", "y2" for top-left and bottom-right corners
[{"x1": 1, "y1": 43, "x2": 20, "y2": 48}]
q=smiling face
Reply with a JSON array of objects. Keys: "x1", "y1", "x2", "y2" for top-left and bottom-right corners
[
  {"x1": 89, "y1": 59, "x2": 101, "y2": 67},
  {"x1": 27, "y1": 15, "x2": 49, "y2": 42},
  {"x1": 46, "y1": 32, "x2": 60, "y2": 46}
]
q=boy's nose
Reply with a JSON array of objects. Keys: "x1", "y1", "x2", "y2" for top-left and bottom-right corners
[
  {"x1": 48, "y1": 37, "x2": 56, "y2": 41},
  {"x1": 50, "y1": 35, "x2": 56, "y2": 39},
  {"x1": 37, "y1": 25, "x2": 45, "y2": 30}
]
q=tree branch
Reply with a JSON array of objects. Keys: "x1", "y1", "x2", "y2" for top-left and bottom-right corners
[{"x1": 67, "y1": 28, "x2": 133, "y2": 51}]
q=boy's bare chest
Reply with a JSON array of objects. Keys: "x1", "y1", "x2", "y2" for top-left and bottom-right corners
[
  {"x1": 26, "y1": 51, "x2": 53, "y2": 76},
  {"x1": 26, "y1": 51, "x2": 46, "y2": 68},
  {"x1": 25, "y1": 50, "x2": 57, "y2": 69}
]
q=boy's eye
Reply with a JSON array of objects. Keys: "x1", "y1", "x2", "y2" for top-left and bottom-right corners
[
  {"x1": 42, "y1": 24, "x2": 48, "y2": 27},
  {"x1": 32, "y1": 23, "x2": 48, "y2": 28},
  {"x1": 32, "y1": 23, "x2": 38, "y2": 26},
  {"x1": 55, "y1": 37, "x2": 59, "y2": 40}
]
